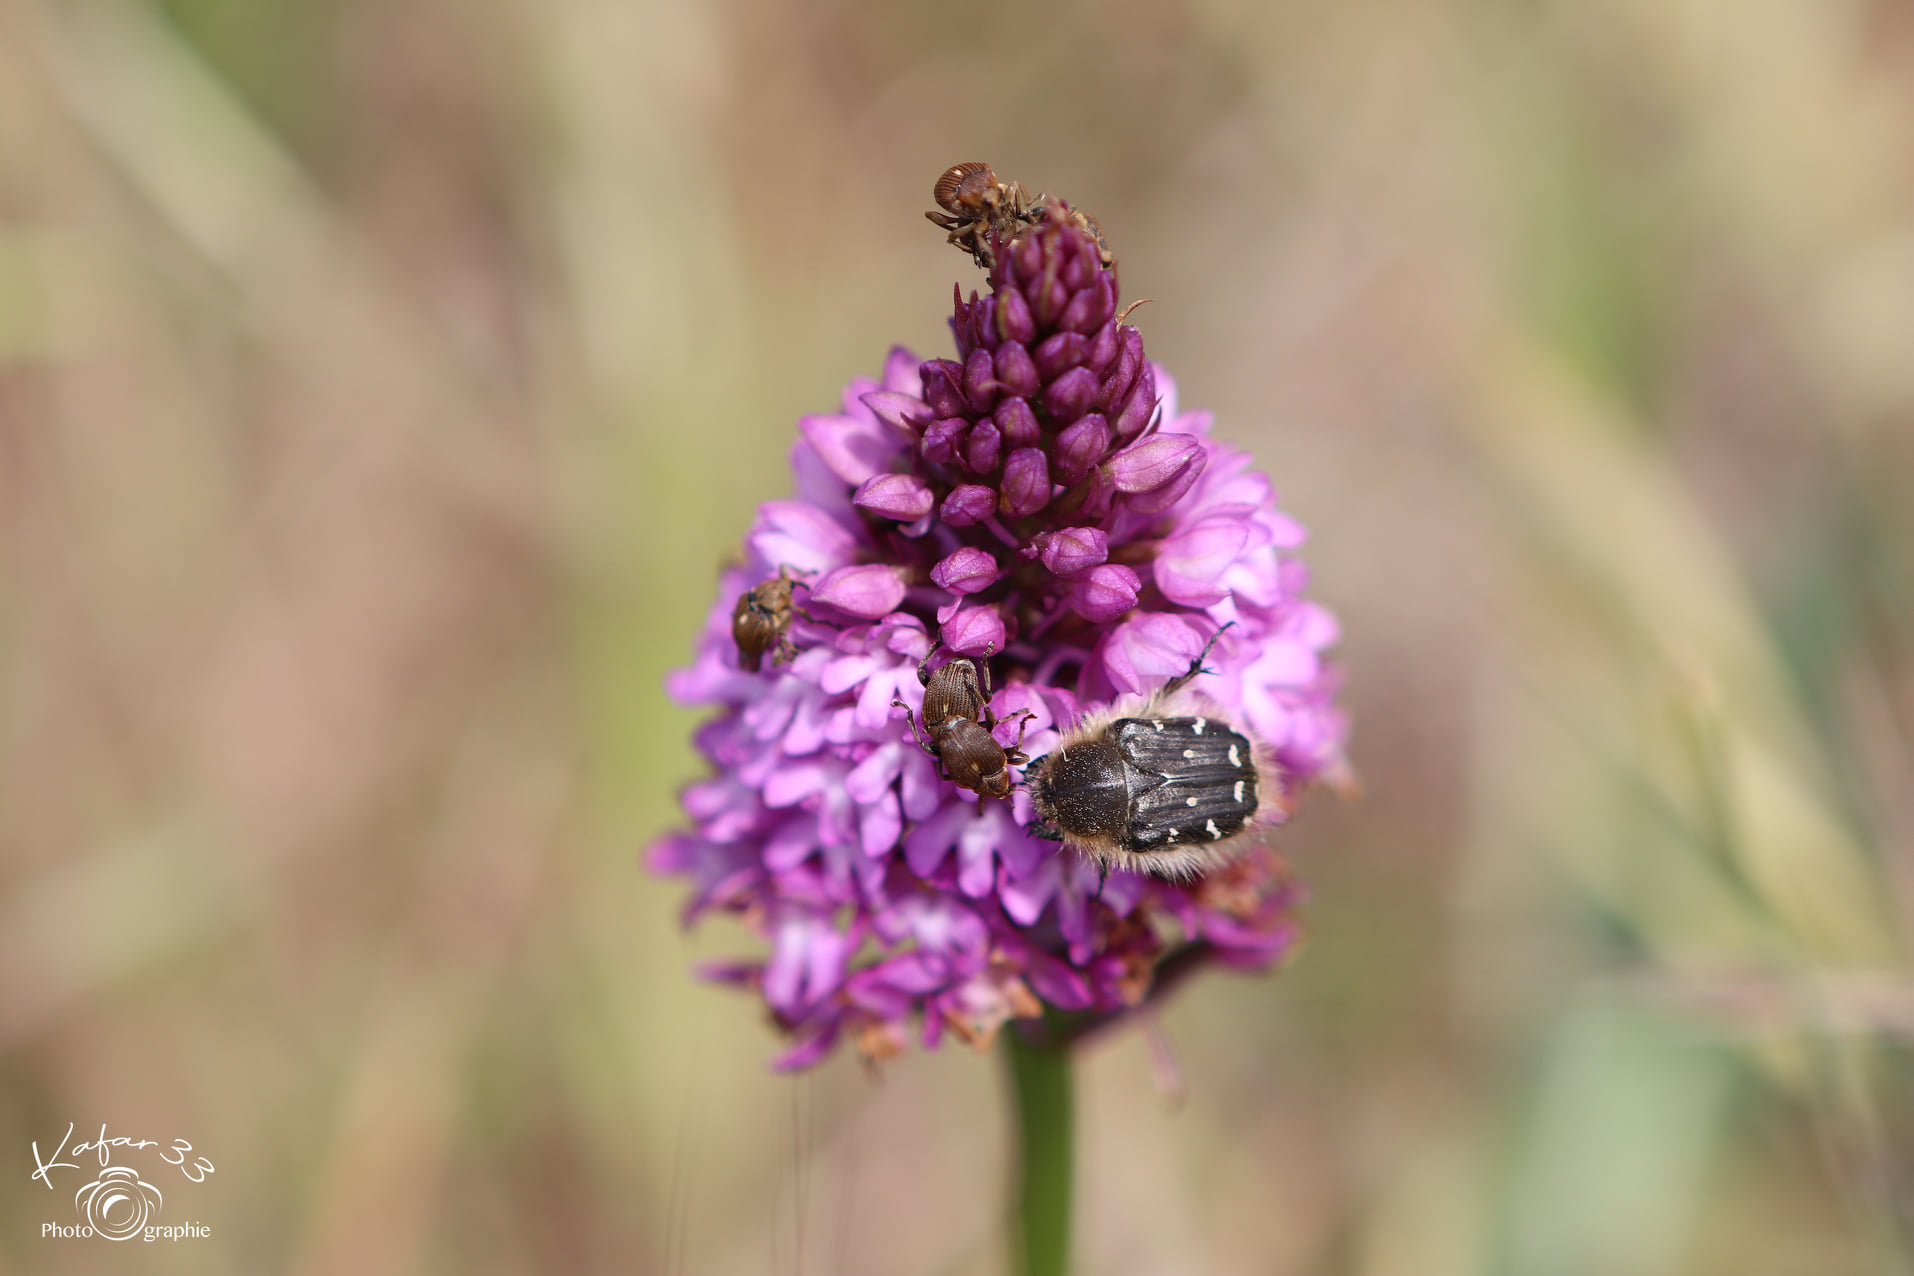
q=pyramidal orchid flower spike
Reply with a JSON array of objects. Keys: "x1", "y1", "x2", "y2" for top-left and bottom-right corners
[{"x1": 650, "y1": 189, "x2": 1346, "y2": 1072}]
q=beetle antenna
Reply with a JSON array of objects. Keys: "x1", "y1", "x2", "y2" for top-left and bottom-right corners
[
  {"x1": 1199, "y1": 620, "x2": 1237, "y2": 673},
  {"x1": 1162, "y1": 621, "x2": 1238, "y2": 698}
]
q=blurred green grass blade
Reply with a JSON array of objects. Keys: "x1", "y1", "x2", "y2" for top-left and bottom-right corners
[
  {"x1": 47, "y1": 0, "x2": 326, "y2": 277},
  {"x1": 1493, "y1": 1005, "x2": 1733, "y2": 1276},
  {"x1": 1467, "y1": 339, "x2": 1905, "y2": 968}
]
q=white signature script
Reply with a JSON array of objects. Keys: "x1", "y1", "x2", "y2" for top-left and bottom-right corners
[{"x1": 30, "y1": 1124, "x2": 214, "y2": 1189}]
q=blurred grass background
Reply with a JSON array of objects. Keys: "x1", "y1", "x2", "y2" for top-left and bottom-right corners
[{"x1": 1, "y1": 0, "x2": 1911, "y2": 1272}]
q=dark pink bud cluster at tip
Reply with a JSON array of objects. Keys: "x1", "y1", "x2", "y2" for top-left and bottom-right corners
[
  {"x1": 649, "y1": 201, "x2": 1346, "y2": 1069},
  {"x1": 913, "y1": 208, "x2": 1175, "y2": 535}
]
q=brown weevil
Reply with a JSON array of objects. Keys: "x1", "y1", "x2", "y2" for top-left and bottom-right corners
[
  {"x1": 925, "y1": 162, "x2": 1037, "y2": 270},
  {"x1": 892, "y1": 642, "x2": 1037, "y2": 810},
  {"x1": 731, "y1": 565, "x2": 807, "y2": 672},
  {"x1": 1026, "y1": 624, "x2": 1270, "y2": 879}
]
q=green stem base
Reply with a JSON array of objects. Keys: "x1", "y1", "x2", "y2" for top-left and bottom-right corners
[{"x1": 1006, "y1": 1030, "x2": 1074, "y2": 1276}]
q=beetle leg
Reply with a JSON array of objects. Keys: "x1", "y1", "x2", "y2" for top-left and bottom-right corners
[
  {"x1": 915, "y1": 641, "x2": 943, "y2": 688},
  {"x1": 1000, "y1": 709, "x2": 1038, "y2": 765},
  {"x1": 789, "y1": 567, "x2": 815, "y2": 620},
  {"x1": 891, "y1": 699, "x2": 938, "y2": 757},
  {"x1": 974, "y1": 645, "x2": 998, "y2": 729}
]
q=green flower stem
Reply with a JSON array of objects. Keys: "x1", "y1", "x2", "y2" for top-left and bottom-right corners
[{"x1": 1006, "y1": 1030, "x2": 1075, "y2": 1276}]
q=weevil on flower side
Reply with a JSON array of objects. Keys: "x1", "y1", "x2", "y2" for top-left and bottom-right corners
[
  {"x1": 730, "y1": 565, "x2": 808, "y2": 672},
  {"x1": 893, "y1": 643, "x2": 1037, "y2": 811}
]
